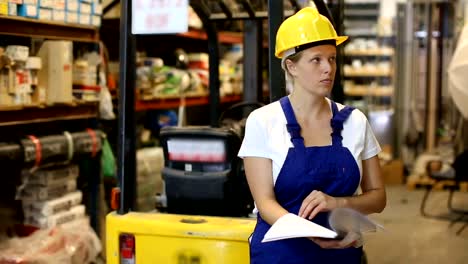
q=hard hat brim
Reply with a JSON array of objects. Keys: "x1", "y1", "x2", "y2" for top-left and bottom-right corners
[{"x1": 276, "y1": 36, "x2": 348, "y2": 59}]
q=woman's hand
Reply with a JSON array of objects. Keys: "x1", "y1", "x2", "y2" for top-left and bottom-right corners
[
  {"x1": 299, "y1": 190, "x2": 341, "y2": 220},
  {"x1": 309, "y1": 231, "x2": 361, "y2": 249}
]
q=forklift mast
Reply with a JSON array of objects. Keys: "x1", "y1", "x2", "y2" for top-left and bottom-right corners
[{"x1": 115, "y1": 0, "x2": 340, "y2": 214}]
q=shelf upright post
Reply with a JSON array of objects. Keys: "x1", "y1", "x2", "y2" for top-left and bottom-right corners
[
  {"x1": 242, "y1": 1, "x2": 263, "y2": 103},
  {"x1": 267, "y1": 0, "x2": 285, "y2": 102},
  {"x1": 313, "y1": 0, "x2": 335, "y2": 25},
  {"x1": 117, "y1": 0, "x2": 136, "y2": 214},
  {"x1": 325, "y1": 0, "x2": 345, "y2": 103},
  {"x1": 191, "y1": 0, "x2": 221, "y2": 127}
]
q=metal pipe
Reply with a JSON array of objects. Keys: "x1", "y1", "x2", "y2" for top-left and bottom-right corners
[
  {"x1": 425, "y1": 3, "x2": 437, "y2": 152},
  {"x1": 243, "y1": 20, "x2": 263, "y2": 103},
  {"x1": 210, "y1": 10, "x2": 295, "y2": 21},
  {"x1": 268, "y1": 0, "x2": 285, "y2": 102},
  {"x1": 313, "y1": 0, "x2": 336, "y2": 26},
  {"x1": 117, "y1": 0, "x2": 136, "y2": 214},
  {"x1": 217, "y1": 0, "x2": 233, "y2": 20},
  {"x1": 240, "y1": 0, "x2": 255, "y2": 18},
  {"x1": 288, "y1": 0, "x2": 301, "y2": 11},
  {"x1": 329, "y1": 0, "x2": 345, "y2": 103},
  {"x1": 191, "y1": 0, "x2": 221, "y2": 127},
  {"x1": 103, "y1": 0, "x2": 120, "y2": 15}
]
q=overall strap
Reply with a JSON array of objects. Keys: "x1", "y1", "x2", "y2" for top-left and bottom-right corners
[
  {"x1": 279, "y1": 97, "x2": 304, "y2": 148},
  {"x1": 330, "y1": 101, "x2": 355, "y2": 146}
]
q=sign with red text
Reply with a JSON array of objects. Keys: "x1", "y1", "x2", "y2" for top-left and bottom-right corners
[{"x1": 132, "y1": 0, "x2": 188, "y2": 34}]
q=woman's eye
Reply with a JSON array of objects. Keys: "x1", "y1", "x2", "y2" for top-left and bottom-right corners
[
  {"x1": 310, "y1": 58, "x2": 320, "y2": 63},
  {"x1": 329, "y1": 57, "x2": 336, "y2": 63}
]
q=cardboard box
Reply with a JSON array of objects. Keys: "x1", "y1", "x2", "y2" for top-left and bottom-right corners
[
  {"x1": 38, "y1": 0, "x2": 53, "y2": 8},
  {"x1": 79, "y1": 13, "x2": 90, "y2": 25},
  {"x1": 91, "y1": 2, "x2": 100, "y2": 15},
  {"x1": 37, "y1": 40, "x2": 73, "y2": 104},
  {"x1": 22, "y1": 0, "x2": 36, "y2": 5},
  {"x1": 17, "y1": 3, "x2": 38, "y2": 18},
  {"x1": 66, "y1": 0, "x2": 78, "y2": 11},
  {"x1": 8, "y1": 2, "x2": 16, "y2": 15},
  {"x1": 66, "y1": 11, "x2": 78, "y2": 23},
  {"x1": 381, "y1": 159, "x2": 404, "y2": 185},
  {"x1": 91, "y1": 14, "x2": 100, "y2": 27},
  {"x1": 0, "y1": 0, "x2": 7, "y2": 15},
  {"x1": 0, "y1": 93, "x2": 13, "y2": 106},
  {"x1": 39, "y1": 7, "x2": 52, "y2": 20},
  {"x1": 52, "y1": 9, "x2": 65, "y2": 22},
  {"x1": 79, "y1": 1, "x2": 90, "y2": 14},
  {"x1": 53, "y1": 0, "x2": 64, "y2": 9}
]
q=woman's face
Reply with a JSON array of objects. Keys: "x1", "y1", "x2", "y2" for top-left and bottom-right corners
[{"x1": 287, "y1": 45, "x2": 337, "y2": 96}]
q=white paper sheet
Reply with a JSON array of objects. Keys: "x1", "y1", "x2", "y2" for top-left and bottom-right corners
[
  {"x1": 262, "y1": 209, "x2": 383, "y2": 243},
  {"x1": 262, "y1": 213, "x2": 338, "y2": 243},
  {"x1": 329, "y1": 208, "x2": 383, "y2": 235}
]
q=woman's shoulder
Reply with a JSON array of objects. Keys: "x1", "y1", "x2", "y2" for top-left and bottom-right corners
[
  {"x1": 332, "y1": 100, "x2": 368, "y2": 129},
  {"x1": 333, "y1": 101, "x2": 367, "y2": 120},
  {"x1": 248, "y1": 100, "x2": 283, "y2": 123}
]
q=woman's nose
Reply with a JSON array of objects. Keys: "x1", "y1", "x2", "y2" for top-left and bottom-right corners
[{"x1": 322, "y1": 61, "x2": 332, "y2": 73}]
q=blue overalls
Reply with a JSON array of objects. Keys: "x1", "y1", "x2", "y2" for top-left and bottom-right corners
[{"x1": 249, "y1": 96, "x2": 362, "y2": 264}]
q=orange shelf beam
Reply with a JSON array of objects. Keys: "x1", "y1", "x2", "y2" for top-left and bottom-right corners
[
  {"x1": 177, "y1": 30, "x2": 243, "y2": 44},
  {"x1": 135, "y1": 94, "x2": 242, "y2": 111},
  {"x1": 0, "y1": 15, "x2": 99, "y2": 42}
]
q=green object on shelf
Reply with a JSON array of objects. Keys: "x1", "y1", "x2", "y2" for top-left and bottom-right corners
[{"x1": 101, "y1": 136, "x2": 116, "y2": 179}]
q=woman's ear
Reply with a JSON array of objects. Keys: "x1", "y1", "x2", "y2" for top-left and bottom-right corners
[{"x1": 285, "y1": 59, "x2": 297, "y2": 76}]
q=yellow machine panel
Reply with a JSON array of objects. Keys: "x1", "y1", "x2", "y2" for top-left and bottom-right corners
[{"x1": 106, "y1": 212, "x2": 256, "y2": 264}]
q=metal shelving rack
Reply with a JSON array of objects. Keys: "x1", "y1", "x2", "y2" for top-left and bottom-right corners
[
  {"x1": 0, "y1": 15, "x2": 99, "y2": 42},
  {"x1": 342, "y1": 0, "x2": 395, "y2": 112},
  {"x1": 0, "y1": 17, "x2": 102, "y2": 234}
]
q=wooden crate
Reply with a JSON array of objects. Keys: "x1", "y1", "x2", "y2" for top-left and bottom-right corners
[{"x1": 406, "y1": 175, "x2": 468, "y2": 192}]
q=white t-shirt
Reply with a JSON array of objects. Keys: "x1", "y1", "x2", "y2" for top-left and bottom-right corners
[{"x1": 238, "y1": 98, "x2": 381, "y2": 186}]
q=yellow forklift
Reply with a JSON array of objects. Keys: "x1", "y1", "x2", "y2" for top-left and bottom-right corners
[{"x1": 105, "y1": 1, "x2": 343, "y2": 263}]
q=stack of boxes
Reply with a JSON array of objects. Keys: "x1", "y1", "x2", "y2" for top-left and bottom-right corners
[
  {"x1": 0, "y1": 46, "x2": 43, "y2": 107},
  {"x1": 0, "y1": 40, "x2": 105, "y2": 107},
  {"x1": 136, "y1": 147, "x2": 164, "y2": 212},
  {"x1": 72, "y1": 52, "x2": 101, "y2": 101},
  {"x1": 19, "y1": 164, "x2": 86, "y2": 229},
  {"x1": 2, "y1": 0, "x2": 102, "y2": 27},
  {"x1": 37, "y1": 40, "x2": 74, "y2": 105}
]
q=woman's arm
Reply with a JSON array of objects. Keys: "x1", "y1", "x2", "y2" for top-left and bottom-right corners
[
  {"x1": 340, "y1": 155, "x2": 386, "y2": 214},
  {"x1": 244, "y1": 157, "x2": 289, "y2": 225},
  {"x1": 299, "y1": 155, "x2": 386, "y2": 219}
]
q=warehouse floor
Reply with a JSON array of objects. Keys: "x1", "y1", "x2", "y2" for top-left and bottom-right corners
[{"x1": 364, "y1": 185, "x2": 468, "y2": 264}]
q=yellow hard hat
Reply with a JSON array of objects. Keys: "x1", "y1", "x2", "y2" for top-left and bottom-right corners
[{"x1": 275, "y1": 7, "x2": 348, "y2": 58}]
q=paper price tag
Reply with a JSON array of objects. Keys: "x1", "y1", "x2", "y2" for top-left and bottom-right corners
[{"x1": 132, "y1": 0, "x2": 188, "y2": 35}]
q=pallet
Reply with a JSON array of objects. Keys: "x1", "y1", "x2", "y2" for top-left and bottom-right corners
[{"x1": 406, "y1": 175, "x2": 468, "y2": 192}]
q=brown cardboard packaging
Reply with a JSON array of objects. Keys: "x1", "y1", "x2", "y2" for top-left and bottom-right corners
[{"x1": 381, "y1": 159, "x2": 405, "y2": 185}]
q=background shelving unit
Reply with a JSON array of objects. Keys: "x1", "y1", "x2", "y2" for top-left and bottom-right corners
[
  {"x1": 135, "y1": 94, "x2": 241, "y2": 112},
  {"x1": 342, "y1": 0, "x2": 396, "y2": 154},
  {"x1": 342, "y1": 1, "x2": 395, "y2": 111},
  {"x1": 101, "y1": 18, "x2": 246, "y2": 113},
  {"x1": 0, "y1": 101, "x2": 99, "y2": 126},
  {"x1": 0, "y1": 14, "x2": 101, "y2": 120},
  {"x1": 0, "y1": 15, "x2": 104, "y2": 242},
  {"x1": 0, "y1": 15, "x2": 99, "y2": 42}
]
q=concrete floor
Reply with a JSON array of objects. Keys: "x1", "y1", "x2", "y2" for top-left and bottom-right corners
[{"x1": 364, "y1": 185, "x2": 468, "y2": 264}]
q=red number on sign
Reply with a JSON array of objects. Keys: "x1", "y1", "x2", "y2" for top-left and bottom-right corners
[
  {"x1": 145, "y1": 13, "x2": 169, "y2": 28},
  {"x1": 156, "y1": 13, "x2": 169, "y2": 27},
  {"x1": 154, "y1": 0, "x2": 167, "y2": 8},
  {"x1": 135, "y1": 0, "x2": 143, "y2": 9},
  {"x1": 175, "y1": 0, "x2": 183, "y2": 7}
]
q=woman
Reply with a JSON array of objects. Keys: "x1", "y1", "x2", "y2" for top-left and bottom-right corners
[{"x1": 238, "y1": 7, "x2": 386, "y2": 264}]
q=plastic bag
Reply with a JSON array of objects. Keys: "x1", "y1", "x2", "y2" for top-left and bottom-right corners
[
  {"x1": 99, "y1": 70, "x2": 115, "y2": 120},
  {"x1": 101, "y1": 136, "x2": 116, "y2": 179},
  {"x1": 0, "y1": 217, "x2": 101, "y2": 264}
]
